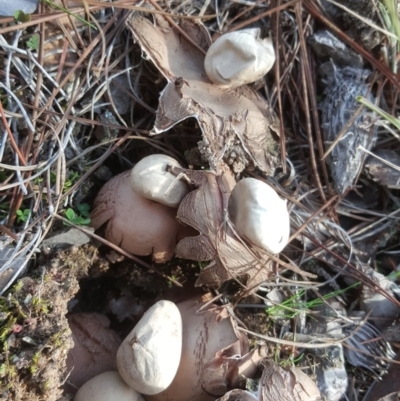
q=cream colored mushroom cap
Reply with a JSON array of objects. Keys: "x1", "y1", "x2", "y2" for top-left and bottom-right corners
[
  {"x1": 228, "y1": 178, "x2": 290, "y2": 254},
  {"x1": 204, "y1": 28, "x2": 275, "y2": 88},
  {"x1": 130, "y1": 154, "x2": 190, "y2": 208},
  {"x1": 74, "y1": 371, "x2": 145, "y2": 401},
  {"x1": 117, "y1": 300, "x2": 182, "y2": 395}
]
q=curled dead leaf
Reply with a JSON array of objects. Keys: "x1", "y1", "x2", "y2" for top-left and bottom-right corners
[
  {"x1": 169, "y1": 166, "x2": 274, "y2": 288},
  {"x1": 126, "y1": 14, "x2": 280, "y2": 175},
  {"x1": 258, "y1": 360, "x2": 321, "y2": 401},
  {"x1": 217, "y1": 360, "x2": 321, "y2": 401}
]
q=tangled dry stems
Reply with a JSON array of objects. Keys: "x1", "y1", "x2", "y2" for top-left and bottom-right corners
[{"x1": 0, "y1": 1, "x2": 399, "y2": 399}]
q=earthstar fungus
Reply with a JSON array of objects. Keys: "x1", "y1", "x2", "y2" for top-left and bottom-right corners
[
  {"x1": 117, "y1": 300, "x2": 182, "y2": 395},
  {"x1": 216, "y1": 360, "x2": 321, "y2": 401},
  {"x1": 90, "y1": 170, "x2": 187, "y2": 263},
  {"x1": 66, "y1": 313, "x2": 121, "y2": 392},
  {"x1": 126, "y1": 14, "x2": 281, "y2": 175},
  {"x1": 168, "y1": 166, "x2": 275, "y2": 287},
  {"x1": 147, "y1": 296, "x2": 264, "y2": 401},
  {"x1": 130, "y1": 154, "x2": 190, "y2": 208},
  {"x1": 74, "y1": 371, "x2": 144, "y2": 401}
]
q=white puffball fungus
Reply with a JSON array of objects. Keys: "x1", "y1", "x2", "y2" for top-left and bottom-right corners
[
  {"x1": 117, "y1": 300, "x2": 182, "y2": 395},
  {"x1": 204, "y1": 28, "x2": 275, "y2": 88},
  {"x1": 228, "y1": 178, "x2": 290, "y2": 254},
  {"x1": 130, "y1": 154, "x2": 190, "y2": 208},
  {"x1": 74, "y1": 371, "x2": 144, "y2": 401}
]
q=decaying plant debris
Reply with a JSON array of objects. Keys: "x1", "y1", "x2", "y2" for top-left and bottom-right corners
[
  {"x1": 365, "y1": 149, "x2": 400, "y2": 189},
  {"x1": 319, "y1": 65, "x2": 377, "y2": 194},
  {"x1": 216, "y1": 359, "x2": 322, "y2": 401},
  {"x1": 168, "y1": 166, "x2": 275, "y2": 288},
  {"x1": 126, "y1": 14, "x2": 281, "y2": 175},
  {"x1": 1, "y1": 0, "x2": 400, "y2": 400}
]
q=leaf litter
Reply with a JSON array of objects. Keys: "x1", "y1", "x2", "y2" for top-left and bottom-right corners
[{"x1": 1, "y1": 1, "x2": 400, "y2": 400}]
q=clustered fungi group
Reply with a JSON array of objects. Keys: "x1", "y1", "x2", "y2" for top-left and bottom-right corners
[
  {"x1": 73, "y1": 298, "x2": 321, "y2": 401},
  {"x1": 90, "y1": 155, "x2": 191, "y2": 263},
  {"x1": 91, "y1": 153, "x2": 290, "y2": 265},
  {"x1": 72, "y1": 27, "x2": 319, "y2": 401}
]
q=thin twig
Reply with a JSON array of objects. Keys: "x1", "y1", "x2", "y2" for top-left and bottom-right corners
[{"x1": 53, "y1": 214, "x2": 183, "y2": 287}]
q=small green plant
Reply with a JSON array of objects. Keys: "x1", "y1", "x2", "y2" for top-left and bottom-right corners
[
  {"x1": 266, "y1": 282, "x2": 360, "y2": 319},
  {"x1": 197, "y1": 261, "x2": 209, "y2": 269},
  {"x1": 0, "y1": 363, "x2": 6, "y2": 377},
  {"x1": 16, "y1": 209, "x2": 30, "y2": 223},
  {"x1": 76, "y1": 203, "x2": 90, "y2": 218},
  {"x1": 14, "y1": 10, "x2": 31, "y2": 23},
  {"x1": 30, "y1": 352, "x2": 41, "y2": 374},
  {"x1": 0, "y1": 171, "x2": 9, "y2": 182},
  {"x1": 0, "y1": 316, "x2": 17, "y2": 344},
  {"x1": 49, "y1": 171, "x2": 56, "y2": 186},
  {"x1": 168, "y1": 275, "x2": 177, "y2": 288},
  {"x1": 50, "y1": 170, "x2": 81, "y2": 192},
  {"x1": 49, "y1": 330, "x2": 66, "y2": 348},
  {"x1": 0, "y1": 202, "x2": 10, "y2": 217},
  {"x1": 382, "y1": 0, "x2": 400, "y2": 50},
  {"x1": 64, "y1": 203, "x2": 91, "y2": 225},
  {"x1": 63, "y1": 171, "x2": 80, "y2": 190},
  {"x1": 26, "y1": 34, "x2": 39, "y2": 51},
  {"x1": 32, "y1": 297, "x2": 49, "y2": 315},
  {"x1": 356, "y1": 96, "x2": 400, "y2": 130},
  {"x1": 279, "y1": 353, "x2": 304, "y2": 368}
]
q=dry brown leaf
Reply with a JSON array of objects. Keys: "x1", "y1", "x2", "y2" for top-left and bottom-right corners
[
  {"x1": 216, "y1": 359, "x2": 321, "y2": 401},
  {"x1": 169, "y1": 165, "x2": 274, "y2": 288},
  {"x1": 126, "y1": 14, "x2": 280, "y2": 175},
  {"x1": 259, "y1": 360, "x2": 321, "y2": 401},
  {"x1": 363, "y1": 352, "x2": 400, "y2": 401},
  {"x1": 365, "y1": 149, "x2": 400, "y2": 189}
]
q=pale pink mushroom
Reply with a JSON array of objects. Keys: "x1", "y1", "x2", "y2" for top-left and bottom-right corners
[
  {"x1": 90, "y1": 171, "x2": 190, "y2": 263},
  {"x1": 148, "y1": 296, "x2": 263, "y2": 401},
  {"x1": 66, "y1": 313, "x2": 121, "y2": 393}
]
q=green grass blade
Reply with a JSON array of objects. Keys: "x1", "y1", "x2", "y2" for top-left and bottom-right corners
[
  {"x1": 383, "y1": 0, "x2": 400, "y2": 50},
  {"x1": 40, "y1": 0, "x2": 96, "y2": 30},
  {"x1": 356, "y1": 95, "x2": 400, "y2": 130}
]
